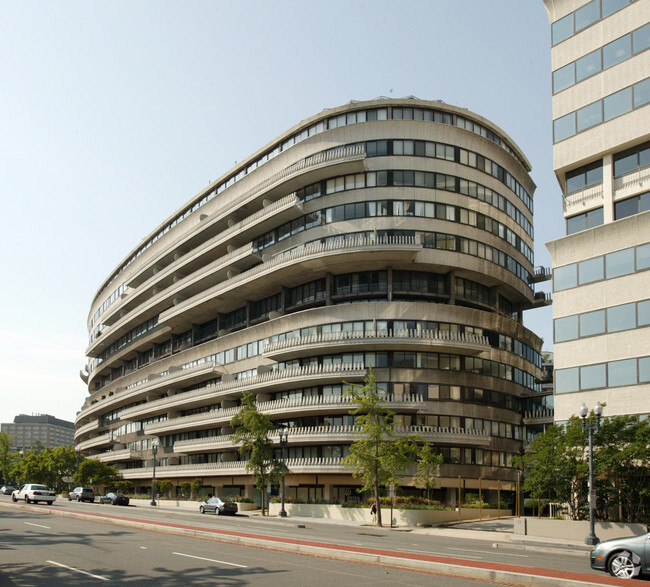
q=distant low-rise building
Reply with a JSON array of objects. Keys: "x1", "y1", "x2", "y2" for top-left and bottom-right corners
[{"x1": 1, "y1": 414, "x2": 75, "y2": 450}]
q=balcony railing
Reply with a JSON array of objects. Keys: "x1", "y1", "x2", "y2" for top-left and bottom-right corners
[
  {"x1": 614, "y1": 166, "x2": 650, "y2": 194},
  {"x1": 161, "y1": 235, "x2": 421, "y2": 322},
  {"x1": 562, "y1": 183, "x2": 604, "y2": 214},
  {"x1": 173, "y1": 424, "x2": 490, "y2": 453},
  {"x1": 523, "y1": 408, "x2": 554, "y2": 423},
  {"x1": 263, "y1": 328, "x2": 489, "y2": 360},
  {"x1": 122, "y1": 362, "x2": 368, "y2": 420},
  {"x1": 145, "y1": 393, "x2": 425, "y2": 435}
]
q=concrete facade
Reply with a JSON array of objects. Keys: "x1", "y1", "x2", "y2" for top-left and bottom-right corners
[
  {"x1": 2, "y1": 414, "x2": 75, "y2": 450},
  {"x1": 543, "y1": 0, "x2": 650, "y2": 421},
  {"x1": 77, "y1": 98, "x2": 547, "y2": 502}
]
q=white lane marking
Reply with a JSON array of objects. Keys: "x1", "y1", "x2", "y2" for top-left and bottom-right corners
[
  {"x1": 447, "y1": 547, "x2": 528, "y2": 558},
  {"x1": 25, "y1": 522, "x2": 50, "y2": 529},
  {"x1": 47, "y1": 561, "x2": 109, "y2": 581},
  {"x1": 140, "y1": 546, "x2": 147, "y2": 549},
  {"x1": 172, "y1": 552, "x2": 247, "y2": 568}
]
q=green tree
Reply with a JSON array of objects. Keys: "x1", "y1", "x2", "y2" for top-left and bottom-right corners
[
  {"x1": 512, "y1": 420, "x2": 588, "y2": 520},
  {"x1": 78, "y1": 459, "x2": 120, "y2": 492},
  {"x1": 231, "y1": 392, "x2": 283, "y2": 516},
  {"x1": 191, "y1": 478, "x2": 203, "y2": 500},
  {"x1": 342, "y1": 368, "x2": 418, "y2": 526},
  {"x1": 595, "y1": 415, "x2": 650, "y2": 523},
  {"x1": 156, "y1": 479, "x2": 173, "y2": 498},
  {"x1": 0, "y1": 432, "x2": 16, "y2": 484},
  {"x1": 115, "y1": 480, "x2": 131, "y2": 494},
  {"x1": 414, "y1": 442, "x2": 443, "y2": 501}
]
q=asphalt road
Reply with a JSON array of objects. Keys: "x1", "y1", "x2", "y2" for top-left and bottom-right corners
[
  {"x1": 0, "y1": 505, "x2": 507, "y2": 586},
  {"x1": 15, "y1": 496, "x2": 595, "y2": 575}
]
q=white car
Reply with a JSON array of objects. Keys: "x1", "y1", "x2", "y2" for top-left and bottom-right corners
[{"x1": 11, "y1": 484, "x2": 57, "y2": 504}]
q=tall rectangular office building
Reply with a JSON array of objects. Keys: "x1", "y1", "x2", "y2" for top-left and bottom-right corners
[{"x1": 543, "y1": 0, "x2": 650, "y2": 421}]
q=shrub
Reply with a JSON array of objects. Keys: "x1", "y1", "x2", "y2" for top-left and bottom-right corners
[{"x1": 227, "y1": 495, "x2": 254, "y2": 503}]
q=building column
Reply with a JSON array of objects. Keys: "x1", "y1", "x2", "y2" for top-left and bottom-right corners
[{"x1": 602, "y1": 154, "x2": 614, "y2": 224}]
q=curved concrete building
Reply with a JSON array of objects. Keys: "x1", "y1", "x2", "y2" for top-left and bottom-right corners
[{"x1": 77, "y1": 97, "x2": 545, "y2": 504}]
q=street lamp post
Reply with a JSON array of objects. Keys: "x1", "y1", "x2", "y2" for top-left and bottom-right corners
[
  {"x1": 150, "y1": 439, "x2": 159, "y2": 507},
  {"x1": 278, "y1": 428, "x2": 288, "y2": 517},
  {"x1": 579, "y1": 402, "x2": 603, "y2": 546},
  {"x1": 75, "y1": 448, "x2": 80, "y2": 483}
]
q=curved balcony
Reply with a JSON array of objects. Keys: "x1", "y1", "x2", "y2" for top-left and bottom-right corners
[
  {"x1": 93, "y1": 448, "x2": 138, "y2": 464},
  {"x1": 122, "y1": 363, "x2": 368, "y2": 421},
  {"x1": 145, "y1": 393, "x2": 425, "y2": 436},
  {"x1": 264, "y1": 329, "x2": 490, "y2": 362},
  {"x1": 74, "y1": 418, "x2": 104, "y2": 443},
  {"x1": 160, "y1": 235, "x2": 422, "y2": 330},
  {"x1": 523, "y1": 408, "x2": 554, "y2": 425},
  {"x1": 76, "y1": 433, "x2": 115, "y2": 452},
  {"x1": 77, "y1": 361, "x2": 222, "y2": 422},
  {"x1": 173, "y1": 424, "x2": 490, "y2": 454},
  {"x1": 117, "y1": 457, "x2": 347, "y2": 479}
]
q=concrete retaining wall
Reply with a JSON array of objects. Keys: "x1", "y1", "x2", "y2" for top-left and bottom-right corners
[
  {"x1": 513, "y1": 517, "x2": 647, "y2": 541},
  {"x1": 267, "y1": 503, "x2": 511, "y2": 525}
]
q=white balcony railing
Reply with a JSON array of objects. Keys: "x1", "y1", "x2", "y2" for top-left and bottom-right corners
[
  {"x1": 563, "y1": 183, "x2": 604, "y2": 214},
  {"x1": 614, "y1": 166, "x2": 650, "y2": 194}
]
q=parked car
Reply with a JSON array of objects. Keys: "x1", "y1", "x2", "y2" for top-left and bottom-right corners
[
  {"x1": 11, "y1": 484, "x2": 57, "y2": 504},
  {"x1": 68, "y1": 487, "x2": 95, "y2": 503},
  {"x1": 590, "y1": 531, "x2": 650, "y2": 579},
  {"x1": 0, "y1": 485, "x2": 15, "y2": 495},
  {"x1": 99, "y1": 492, "x2": 129, "y2": 506},
  {"x1": 199, "y1": 497, "x2": 238, "y2": 516}
]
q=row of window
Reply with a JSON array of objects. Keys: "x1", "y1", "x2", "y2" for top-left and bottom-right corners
[
  {"x1": 564, "y1": 142, "x2": 649, "y2": 195},
  {"x1": 566, "y1": 192, "x2": 649, "y2": 235},
  {"x1": 556, "y1": 355, "x2": 650, "y2": 393},
  {"x1": 93, "y1": 103, "x2": 524, "y2": 304},
  {"x1": 555, "y1": 298, "x2": 650, "y2": 342},
  {"x1": 553, "y1": 22, "x2": 650, "y2": 94},
  {"x1": 552, "y1": 0, "x2": 637, "y2": 45},
  {"x1": 349, "y1": 139, "x2": 532, "y2": 212},
  {"x1": 255, "y1": 193, "x2": 532, "y2": 263},
  {"x1": 554, "y1": 242, "x2": 650, "y2": 291},
  {"x1": 554, "y1": 77, "x2": 650, "y2": 143}
]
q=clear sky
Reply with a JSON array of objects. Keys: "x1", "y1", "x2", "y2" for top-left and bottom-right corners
[{"x1": 0, "y1": 0, "x2": 562, "y2": 427}]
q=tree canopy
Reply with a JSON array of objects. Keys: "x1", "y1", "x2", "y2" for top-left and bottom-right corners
[{"x1": 343, "y1": 368, "x2": 418, "y2": 526}]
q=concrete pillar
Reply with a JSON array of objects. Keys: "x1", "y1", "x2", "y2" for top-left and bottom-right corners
[{"x1": 602, "y1": 154, "x2": 614, "y2": 224}]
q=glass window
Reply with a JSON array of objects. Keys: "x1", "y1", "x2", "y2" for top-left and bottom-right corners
[
  {"x1": 555, "y1": 367, "x2": 579, "y2": 393},
  {"x1": 578, "y1": 257, "x2": 603, "y2": 284},
  {"x1": 615, "y1": 196, "x2": 640, "y2": 219},
  {"x1": 554, "y1": 63, "x2": 575, "y2": 93},
  {"x1": 637, "y1": 243, "x2": 650, "y2": 270},
  {"x1": 555, "y1": 315, "x2": 578, "y2": 342},
  {"x1": 576, "y1": 50, "x2": 601, "y2": 82},
  {"x1": 577, "y1": 102, "x2": 602, "y2": 132},
  {"x1": 607, "y1": 303, "x2": 636, "y2": 332},
  {"x1": 633, "y1": 23, "x2": 650, "y2": 54},
  {"x1": 606, "y1": 248, "x2": 635, "y2": 278},
  {"x1": 581, "y1": 363, "x2": 606, "y2": 390},
  {"x1": 633, "y1": 78, "x2": 650, "y2": 109},
  {"x1": 639, "y1": 357, "x2": 650, "y2": 382},
  {"x1": 603, "y1": 35, "x2": 631, "y2": 69},
  {"x1": 552, "y1": 14, "x2": 574, "y2": 45},
  {"x1": 602, "y1": 0, "x2": 629, "y2": 18},
  {"x1": 575, "y1": 0, "x2": 599, "y2": 32},
  {"x1": 580, "y1": 310, "x2": 606, "y2": 337},
  {"x1": 608, "y1": 358, "x2": 637, "y2": 387},
  {"x1": 604, "y1": 87, "x2": 632, "y2": 121},
  {"x1": 554, "y1": 113, "x2": 576, "y2": 142},
  {"x1": 638, "y1": 300, "x2": 650, "y2": 326},
  {"x1": 554, "y1": 263, "x2": 577, "y2": 291}
]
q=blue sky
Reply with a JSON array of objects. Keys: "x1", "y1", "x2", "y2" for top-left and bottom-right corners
[{"x1": 0, "y1": 0, "x2": 561, "y2": 427}]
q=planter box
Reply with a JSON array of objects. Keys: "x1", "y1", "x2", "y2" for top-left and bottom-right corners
[
  {"x1": 267, "y1": 503, "x2": 511, "y2": 525},
  {"x1": 514, "y1": 517, "x2": 648, "y2": 542},
  {"x1": 235, "y1": 502, "x2": 257, "y2": 512}
]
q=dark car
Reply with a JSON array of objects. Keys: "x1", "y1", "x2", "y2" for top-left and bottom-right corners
[
  {"x1": 199, "y1": 497, "x2": 237, "y2": 516},
  {"x1": 590, "y1": 531, "x2": 650, "y2": 579},
  {"x1": 0, "y1": 485, "x2": 15, "y2": 495},
  {"x1": 68, "y1": 487, "x2": 95, "y2": 503},
  {"x1": 99, "y1": 492, "x2": 129, "y2": 506}
]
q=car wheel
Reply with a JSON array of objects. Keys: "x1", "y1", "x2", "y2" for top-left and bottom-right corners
[
  {"x1": 608, "y1": 550, "x2": 641, "y2": 579},
  {"x1": 25, "y1": 496, "x2": 30, "y2": 504},
  {"x1": 11, "y1": 495, "x2": 17, "y2": 502},
  {"x1": 199, "y1": 506, "x2": 205, "y2": 514},
  {"x1": 216, "y1": 508, "x2": 221, "y2": 515}
]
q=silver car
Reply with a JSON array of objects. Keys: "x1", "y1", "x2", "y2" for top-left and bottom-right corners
[{"x1": 590, "y1": 531, "x2": 650, "y2": 579}]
